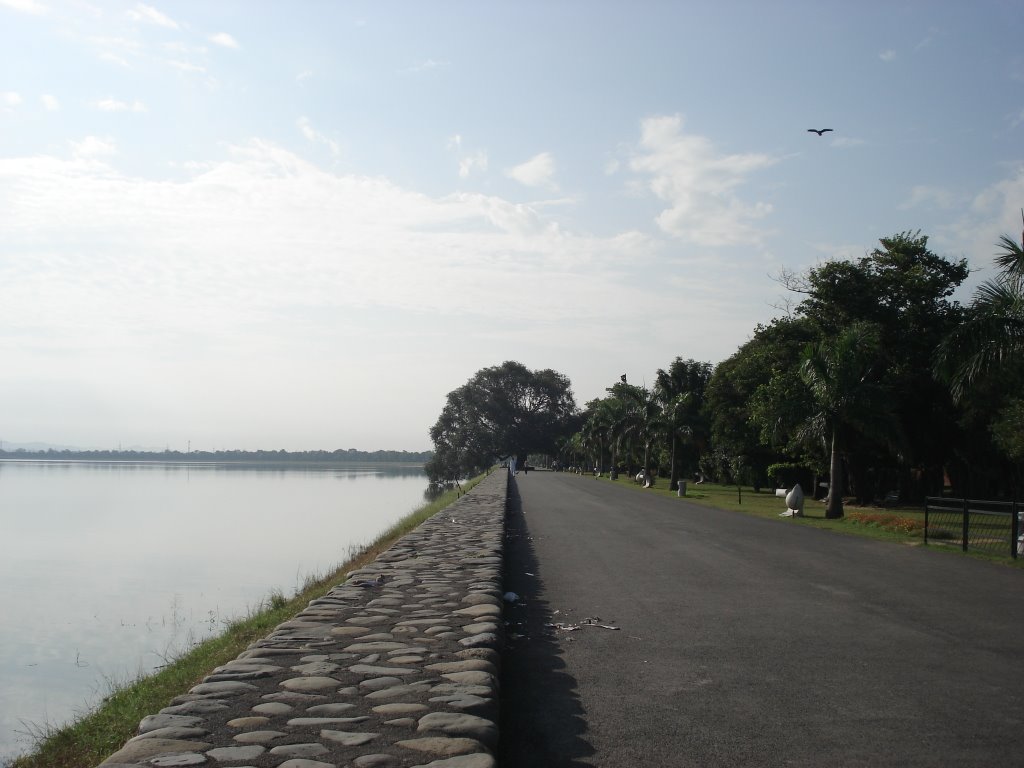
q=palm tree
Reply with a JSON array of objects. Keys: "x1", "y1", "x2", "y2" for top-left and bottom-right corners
[
  {"x1": 800, "y1": 322, "x2": 894, "y2": 518},
  {"x1": 605, "y1": 382, "x2": 665, "y2": 484},
  {"x1": 633, "y1": 388, "x2": 667, "y2": 484},
  {"x1": 936, "y1": 233, "x2": 1024, "y2": 401},
  {"x1": 561, "y1": 432, "x2": 582, "y2": 471},
  {"x1": 654, "y1": 358, "x2": 711, "y2": 490},
  {"x1": 595, "y1": 395, "x2": 628, "y2": 480}
]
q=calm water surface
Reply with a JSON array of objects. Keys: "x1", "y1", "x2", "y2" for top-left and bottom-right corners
[{"x1": 0, "y1": 460, "x2": 429, "y2": 764}]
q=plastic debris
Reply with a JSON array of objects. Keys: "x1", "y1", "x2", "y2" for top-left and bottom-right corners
[{"x1": 503, "y1": 591, "x2": 520, "y2": 603}]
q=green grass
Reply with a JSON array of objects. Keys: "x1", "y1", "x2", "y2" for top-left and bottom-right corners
[
  {"x1": 10, "y1": 472, "x2": 486, "y2": 768},
  {"x1": 586, "y1": 473, "x2": 1024, "y2": 566}
]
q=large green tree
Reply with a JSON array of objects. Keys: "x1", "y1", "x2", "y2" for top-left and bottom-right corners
[
  {"x1": 426, "y1": 361, "x2": 577, "y2": 482},
  {"x1": 783, "y1": 232, "x2": 967, "y2": 500},
  {"x1": 706, "y1": 316, "x2": 818, "y2": 487}
]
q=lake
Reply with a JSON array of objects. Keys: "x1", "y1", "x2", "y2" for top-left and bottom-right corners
[{"x1": 0, "y1": 460, "x2": 430, "y2": 764}]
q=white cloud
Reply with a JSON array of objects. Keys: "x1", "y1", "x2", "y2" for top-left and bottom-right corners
[
  {"x1": 2, "y1": 91, "x2": 23, "y2": 107},
  {"x1": 90, "y1": 36, "x2": 143, "y2": 68},
  {"x1": 296, "y1": 70, "x2": 314, "y2": 83},
  {"x1": 168, "y1": 59, "x2": 205, "y2": 74},
  {"x1": 0, "y1": 139, "x2": 777, "y2": 449},
  {"x1": 297, "y1": 116, "x2": 340, "y2": 156},
  {"x1": 879, "y1": 50, "x2": 897, "y2": 62},
  {"x1": 945, "y1": 166, "x2": 1024, "y2": 277},
  {"x1": 407, "y1": 58, "x2": 448, "y2": 73},
  {"x1": 900, "y1": 185, "x2": 955, "y2": 210},
  {"x1": 70, "y1": 135, "x2": 116, "y2": 158},
  {"x1": 629, "y1": 114, "x2": 778, "y2": 246},
  {"x1": 209, "y1": 32, "x2": 239, "y2": 49},
  {"x1": 92, "y1": 36, "x2": 144, "y2": 54},
  {"x1": 831, "y1": 136, "x2": 865, "y2": 148},
  {"x1": 127, "y1": 2, "x2": 178, "y2": 29},
  {"x1": 41, "y1": 94, "x2": 59, "y2": 110},
  {"x1": 506, "y1": 152, "x2": 556, "y2": 189},
  {"x1": 0, "y1": 0, "x2": 47, "y2": 13},
  {"x1": 94, "y1": 98, "x2": 146, "y2": 112},
  {"x1": 99, "y1": 52, "x2": 130, "y2": 67},
  {"x1": 914, "y1": 29, "x2": 939, "y2": 52},
  {"x1": 0, "y1": 141, "x2": 675, "y2": 356},
  {"x1": 448, "y1": 135, "x2": 487, "y2": 179},
  {"x1": 459, "y1": 151, "x2": 488, "y2": 179},
  {"x1": 0, "y1": 141, "x2": 690, "y2": 336}
]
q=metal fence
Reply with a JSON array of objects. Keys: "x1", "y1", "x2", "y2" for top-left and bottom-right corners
[{"x1": 924, "y1": 497, "x2": 1021, "y2": 559}]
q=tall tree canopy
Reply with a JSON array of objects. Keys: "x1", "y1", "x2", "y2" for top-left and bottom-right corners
[
  {"x1": 936, "y1": 232, "x2": 1024, "y2": 401},
  {"x1": 934, "y1": 232, "x2": 1024, "y2": 490},
  {"x1": 701, "y1": 233, "x2": 969, "y2": 500},
  {"x1": 425, "y1": 361, "x2": 577, "y2": 482}
]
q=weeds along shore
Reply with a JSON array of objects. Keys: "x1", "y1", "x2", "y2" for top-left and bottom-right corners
[{"x1": 9, "y1": 473, "x2": 486, "y2": 768}]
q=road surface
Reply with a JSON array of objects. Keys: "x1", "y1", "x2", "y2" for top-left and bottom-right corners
[{"x1": 498, "y1": 471, "x2": 1024, "y2": 767}]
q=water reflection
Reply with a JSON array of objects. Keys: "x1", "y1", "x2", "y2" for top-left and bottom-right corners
[
  {"x1": 0, "y1": 460, "x2": 427, "y2": 764},
  {"x1": 0, "y1": 459, "x2": 426, "y2": 476}
]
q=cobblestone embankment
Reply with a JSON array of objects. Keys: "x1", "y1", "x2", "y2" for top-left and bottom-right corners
[{"x1": 98, "y1": 470, "x2": 507, "y2": 768}]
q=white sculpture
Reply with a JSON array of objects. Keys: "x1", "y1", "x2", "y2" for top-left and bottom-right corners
[{"x1": 784, "y1": 483, "x2": 805, "y2": 517}]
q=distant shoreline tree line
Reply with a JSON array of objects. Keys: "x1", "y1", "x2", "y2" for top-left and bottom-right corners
[
  {"x1": 0, "y1": 447, "x2": 433, "y2": 464},
  {"x1": 427, "y1": 230, "x2": 1024, "y2": 518}
]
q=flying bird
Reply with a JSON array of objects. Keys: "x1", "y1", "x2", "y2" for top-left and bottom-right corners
[{"x1": 807, "y1": 128, "x2": 833, "y2": 136}]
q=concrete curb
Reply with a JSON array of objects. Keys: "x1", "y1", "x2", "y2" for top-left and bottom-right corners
[{"x1": 96, "y1": 469, "x2": 508, "y2": 768}]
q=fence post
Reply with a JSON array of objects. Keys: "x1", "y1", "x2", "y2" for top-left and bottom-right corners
[
  {"x1": 1013, "y1": 500, "x2": 1020, "y2": 560},
  {"x1": 962, "y1": 496, "x2": 969, "y2": 553},
  {"x1": 924, "y1": 500, "x2": 930, "y2": 546}
]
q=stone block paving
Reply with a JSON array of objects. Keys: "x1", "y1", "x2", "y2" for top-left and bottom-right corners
[{"x1": 98, "y1": 471, "x2": 507, "y2": 768}]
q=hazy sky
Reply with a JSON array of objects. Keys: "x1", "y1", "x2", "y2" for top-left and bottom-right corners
[{"x1": 2, "y1": 1, "x2": 1022, "y2": 452}]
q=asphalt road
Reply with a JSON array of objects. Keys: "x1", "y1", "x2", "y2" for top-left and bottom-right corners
[{"x1": 497, "y1": 471, "x2": 1024, "y2": 768}]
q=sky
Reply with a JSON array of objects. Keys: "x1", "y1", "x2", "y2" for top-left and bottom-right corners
[{"x1": 2, "y1": 0, "x2": 1023, "y2": 452}]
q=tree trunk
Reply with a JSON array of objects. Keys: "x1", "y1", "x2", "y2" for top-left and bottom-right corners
[
  {"x1": 642, "y1": 442, "x2": 653, "y2": 486},
  {"x1": 826, "y1": 427, "x2": 844, "y2": 519},
  {"x1": 669, "y1": 434, "x2": 679, "y2": 491}
]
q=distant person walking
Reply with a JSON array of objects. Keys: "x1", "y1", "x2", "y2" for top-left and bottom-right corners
[{"x1": 522, "y1": 462, "x2": 529, "y2": 476}]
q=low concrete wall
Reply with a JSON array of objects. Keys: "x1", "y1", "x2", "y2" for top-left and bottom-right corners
[{"x1": 98, "y1": 469, "x2": 508, "y2": 768}]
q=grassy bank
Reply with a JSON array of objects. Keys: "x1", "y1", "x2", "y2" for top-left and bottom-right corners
[
  {"x1": 10, "y1": 472, "x2": 486, "y2": 768},
  {"x1": 590, "y1": 473, "x2": 1024, "y2": 567}
]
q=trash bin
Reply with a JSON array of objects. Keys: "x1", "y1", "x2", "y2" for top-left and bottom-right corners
[{"x1": 677, "y1": 481, "x2": 687, "y2": 497}]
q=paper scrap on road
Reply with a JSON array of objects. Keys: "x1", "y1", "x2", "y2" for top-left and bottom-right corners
[
  {"x1": 581, "y1": 616, "x2": 621, "y2": 630},
  {"x1": 546, "y1": 615, "x2": 621, "y2": 632}
]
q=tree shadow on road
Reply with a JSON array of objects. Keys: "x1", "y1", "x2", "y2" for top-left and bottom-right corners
[{"x1": 498, "y1": 477, "x2": 595, "y2": 767}]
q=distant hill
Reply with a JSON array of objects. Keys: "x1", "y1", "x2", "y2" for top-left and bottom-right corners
[{"x1": 0, "y1": 447, "x2": 433, "y2": 464}]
